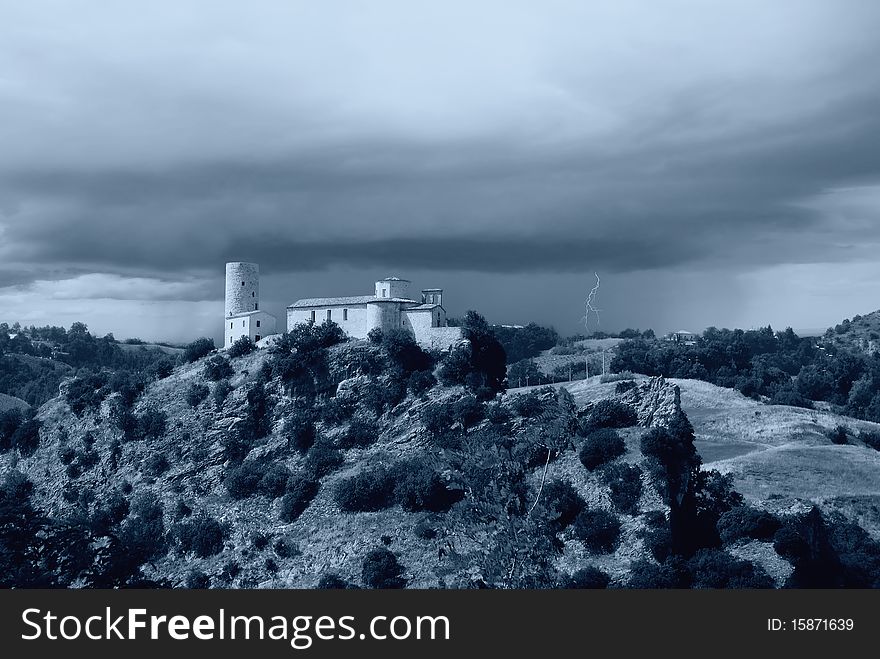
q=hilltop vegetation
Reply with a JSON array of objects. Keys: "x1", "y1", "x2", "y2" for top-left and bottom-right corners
[{"x1": 3, "y1": 312, "x2": 880, "y2": 589}]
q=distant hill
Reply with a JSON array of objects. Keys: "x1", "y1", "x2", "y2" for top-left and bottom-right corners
[
  {"x1": 821, "y1": 310, "x2": 880, "y2": 355},
  {"x1": 0, "y1": 393, "x2": 29, "y2": 413}
]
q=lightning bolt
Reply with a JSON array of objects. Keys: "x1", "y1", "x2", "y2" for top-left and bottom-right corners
[{"x1": 584, "y1": 272, "x2": 601, "y2": 331}]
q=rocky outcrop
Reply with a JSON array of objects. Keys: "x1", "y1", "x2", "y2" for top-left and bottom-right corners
[{"x1": 615, "y1": 376, "x2": 682, "y2": 429}]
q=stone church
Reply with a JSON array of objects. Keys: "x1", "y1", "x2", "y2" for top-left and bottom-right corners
[{"x1": 224, "y1": 263, "x2": 462, "y2": 350}]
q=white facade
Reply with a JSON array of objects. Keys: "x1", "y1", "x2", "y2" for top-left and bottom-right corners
[
  {"x1": 224, "y1": 262, "x2": 277, "y2": 349},
  {"x1": 287, "y1": 278, "x2": 462, "y2": 350}
]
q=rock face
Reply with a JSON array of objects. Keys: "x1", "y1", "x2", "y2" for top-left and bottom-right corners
[{"x1": 616, "y1": 376, "x2": 682, "y2": 429}]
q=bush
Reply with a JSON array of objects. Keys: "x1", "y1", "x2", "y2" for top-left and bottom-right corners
[
  {"x1": 213, "y1": 380, "x2": 233, "y2": 407},
  {"x1": 185, "y1": 570, "x2": 211, "y2": 589},
  {"x1": 284, "y1": 412, "x2": 317, "y2": 454},
  {"x1": 688, "y1": 549, "x2": 774, "y2": 588},
  {"x1": 565, "y1": 566, "x2": 610, "y2": 589},
  {"x1": 361, "y1": 548, "x2": 406, "y2": 589},
  {"x1": 317, "y1": 573, "x2": 360, "y2": 589},
  {"x1": 571, "y1": 508, "x2": 622, "y2": 554},
  {"x1": 486, "y1": 401, "x2": 512, "y2": 425},
  {"x1": 224, "y1": 461, "x2": 264, "y2": 499},
  {"x1": 251, "y1": 532, "x2": 269, "y2": 550},
  {"x1": 407, "y1": 370, "x2": 436, "y2": 397},
  {"x1": 540, "y1": 479, "x2": 586, "y2": 533},
  {"x1": 280, "y1": 474, "x2": 320, "y2": 522},
  {"x1": 770, "y1": 387, "x2": 813, "y2": 409},
  {"x1": 382, "y1": 329, "x2": 432, "y2": 374},
  {"x1": 334, "y1": 466, "x2": 396, "y2": 512},
  {"x1": 144, "y1": 452, "x2": 170, "y2": 477},
  {"x1": 184, "y1": 337, "x2": 215, "y2": 363},
  {"x1": 828, "y1": 424, "x2": 850, "y2": 445},
  {"x1": 578, "y1": 428, "x2": 626, "y2": 471},
  {"x1": 138, "y1": 407, "x2": 167, "y2": 440},
  {"x1": 258, "y1": 464, "x2": 291, "y2": 498},
  {"x1": 273, "y1": 535, "x2": 300, "y2": 558},
  {"x1": 421, "y1": 402, "x2": 453, "y2": 438},
  {"x1": 204, "y1": 355, "x2": 234, "y2": 381},
  {"x1": 717, "y1": 506, "x2": 782, "y2": 544},
  {"x1": 393, "y1": 459, "x2": 462, "y2": 512},
  {"x1": 452, "y1": 395, "x2": 485, "y2": 430},
  {"x1": 512, "y1": 391, "x2": 545, "y2": 418},
  {"x1": 367, "y1": 328, "x2": 384, "y2": 345},
  {"x1": 580, "y1": 400, "x2": 638, "y2": 433},
  {"x1": 227, "y1": 336, "x2": 254, "y2": 358},
  {"x1": 320, "y1": 396, "x2": 355, "y2": 425},
  {"x1": 186, "y1": 383, "x2": 210, "y2": 407},
  {"x1": 615, "y1": 380, "x2": 637, "y2": 394},
  {"x1": 600, "y1": 463, "x2": 642, "y2": 515},
  {"x1": 337, "y1": 418, "x2": 379, "y2": 449},
  {"x1": 860, "y1": 430, "x2": 880, "y2": 451},
  {"x1": 303, "y1": 440, "x2": 344, "y2": 479},
  {"x1": 176, "y1": 515, "x2": 225, "y2": 558}
]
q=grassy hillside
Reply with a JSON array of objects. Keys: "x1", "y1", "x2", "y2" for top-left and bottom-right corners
[{"x1": 823, "y1": 310, "x2": 880, "y2": 355}]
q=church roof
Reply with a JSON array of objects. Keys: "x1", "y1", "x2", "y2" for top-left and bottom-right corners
[
  {"x1": 379, "y1": 276, "x2": 410, "y2": 282},
  {"x1": 226, "y1": 310, "x2": 274, "y2": 319},
  {"x1": 288, "y1": 296, "x2": 416, "y2": 308},
  {"x1": 406, "y1": 303, "x2": 442, "y2": 311}
]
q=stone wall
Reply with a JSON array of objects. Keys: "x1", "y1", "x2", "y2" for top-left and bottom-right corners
[{"x1": 615, "y1": 376, "x2": 682, "y2": 428}]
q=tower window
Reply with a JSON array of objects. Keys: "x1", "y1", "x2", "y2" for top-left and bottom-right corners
[
  {"x1": 255, "y1": 335, "x2": 261, "y2": 342},
  {"x1": 241, "y1": 281, "x2": 245, "y2": 286},
  {"x1": 242, "y1": 321, "x2": 245, "y2": 327},
  {"x1": 230, "y1": 322, "x2": 233, "y2": 329},
  {"x1": 310, "y1": 310, "x2": 315, "y2": 322},
  {"x1": 254, "y1": 303, "x2": 258, "y2": 310},
  {"x1": 343, "y1": 308, "x2": 348, "y2": 321},
  {"x1": 252, "y1": 292, "x2": 255, "y2": 297},
  {"x1": 256, "y1": 320, "x2": 261, "y2": 328},
  {"x1": 327, "y1": 309, "x2": 332, "y2": 321},
  {"x1": 382, "y1": 289, "x2": 387, "y2": 297}
]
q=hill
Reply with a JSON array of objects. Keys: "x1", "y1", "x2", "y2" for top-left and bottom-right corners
[
  {"x1": 3, "y1": 325, "x2": 880, "y2": 589},
  {"x1": 0, "y1": 393, "x2": 29, "y2": 413},
  {"x1": 822, "y1": 310, "x2": 880, "y2": 356}
]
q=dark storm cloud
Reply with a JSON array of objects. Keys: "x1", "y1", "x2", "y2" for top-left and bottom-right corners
[{"x1": 2, "y1": 0, "x2": 880, "y2": 337}]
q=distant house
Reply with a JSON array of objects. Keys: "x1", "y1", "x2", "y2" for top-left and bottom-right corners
[{"x1": 667, "y1": 330, "x2": 697, "y2": 345}]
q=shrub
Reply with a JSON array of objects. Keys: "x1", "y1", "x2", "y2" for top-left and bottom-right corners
[
  {"x1": 600, "y1": 463, "x2": 643, "y2": 515},
  {"x1": 367, "y1": 328, "x2": 384, "y2": 345},
  {"x1": 184, "y1": 337, "x2": 215, "y2": 363},
  {"x1": 284, "y1": 412, "x2": 317, "y2": 454},
  {"x1": 318, "y1": 573, "x2": 359, "y2": 589},
  {"x1": 337, "y1": 418, "x2": 379, "y2": 449},
  {"x1": 382, "y1": 329, "x2": 432, "y2": 374},
  {"x1": 279, "y1": 473, "x2": 320, "y2": 522},
  {"x1": 273, "y1": 535, "x2": 300, "y2": 559},
  {"x1": 615, "y1": 380, "x2": 637, "y2": 394},
  {"x1": 565, "y1": 566, "x2": 610, "y2": 589},
  {"x1": 571, "y1": 508, "x2": 622, "y2": 554},
  {"x1": 221, "y1": 432, "x2": 251, "y2": 465},
  {"x1": 186, "y1": 383, "x2": 210, "y2": 407},
  {"x1": 204, "y1": 355, "x2": 234, "y2": 381},
  {"x1": 320, "y1": 397, "x2": 355, "y2": 425},
  {"x1": 393, "y1": 459, "x2": 462, "y2": 512},
  {"x1": 251, "y1": 532, "x2": 269, "y2": 550},
  {"x1": 258, "y1": 464, "x2": 291, "y2": 498},
  {"x1": 540, "y1": 479, "x2": 586, "y2": 533},
  {"x1": 177, "y1": 515, "x2": 225, "y2": 558},
  {"x1": 578, "y1": 428, "x2": 626, "y2": 471},
  {"x1": 382, "y1": 378, "x2": 408, "y2": 410},
  {"x1": 486, "y1": 401, "x2": 512, "y2": 425},
  {"x1": 136, "y1": 407, "x2": 167, "y2": 440},
  {"x1": 422, "y1": 402, "x2": 453, "y2": 439},
  {"x1": 150, "y1": 358, "x2": 175, "y2": 380},
  {"x1": 334, "y1": 466, "x2": 396, "y2": 512},
  {"x1": 627, "y1": 557, "x2": 690, "y2": 589},
  {"x1": 227, "y1": 336, "x2": 254, "y2": 358},
  {"x1": 361, "y1": 548, "x2": 406, "y2": 589},
  {"x1": 10, "y1": 418, "x2": 41, "y2": 456},
  {"x1": 717, "y1": 506, "x2": 782, "y2": 544},
  {"x1": 224, "y1": 461, "x2": 264, "y2": 499},
  {"x1": 65, "y1": 372, "x2": 109, "y2": 416},
  {"x1": 407, "y1": 370, "x2": 436, "y2": 397},
  {"x1": 144, "y1": 452, "x2": 170, "y2": 477},
  {"x1": 860, "y1": 429, "x2": 880, "y2": 451},
  {"x1": 828, "y1": 424, "x2": 850, "y2": 445},
  {"x1": 213, "y1": 380, "x2": 233, "y2": 407},
  {"x1": 452, "y1": 395, "x2": 485, "y2": 430},
  {"x1": 303, "y1": 440, "x2": 344, "y2": 479},
  {"x1": 580, "y1": 400, "x2": 638, "y2": 433},
  {"x1": 185, "y1": 570, "x2": 211, "y2": 589},
  {"x1": 688, "y1": 549, "x2": 774, "y2": 588},
  {"x1": 512, "y1": 391, "x2": 544, "y2": 418},
  {"x1": 770, "y1": 387, "x2": 813, "y2": 409}
]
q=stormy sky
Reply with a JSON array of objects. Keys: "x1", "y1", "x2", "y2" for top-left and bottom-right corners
[{"x1": 2, "y1": 0, "x2": 880, "y2": 343}]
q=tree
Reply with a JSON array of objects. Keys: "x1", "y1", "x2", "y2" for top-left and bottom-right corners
[
  {"x1": 184, "y1": 337, "x2": 215, "y2": 363},
  {"x1": 361, "y1": 548, "x2": 406, "y2": 589}
]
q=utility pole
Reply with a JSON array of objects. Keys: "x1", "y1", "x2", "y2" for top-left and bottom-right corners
[
  {"x1": 585, "y1": 357, "x2": 589, "y2": 379},
  {"x1": 602, "y1": 350, "x2": 606, "y2": 376}
]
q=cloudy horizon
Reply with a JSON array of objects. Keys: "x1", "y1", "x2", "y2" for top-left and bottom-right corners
[{"x1": 2, "y1": 0, "x2": 880, "y2": 344}]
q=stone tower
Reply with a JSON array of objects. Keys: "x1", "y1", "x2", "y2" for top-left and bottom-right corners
[{"x1": 225, "y1": 262, "x2": 260, "y2": 316}]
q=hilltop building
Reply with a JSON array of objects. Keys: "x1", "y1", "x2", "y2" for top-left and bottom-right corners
[
  {"x1": 223, "y1": 264, "x2": 461, "y2": 351},
  {"x1": 224, "y1": 262, "x2": 277, "y2": 349},
  {"x1": 287, "y1": 277, "x2": 462, "y2": 350}
]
